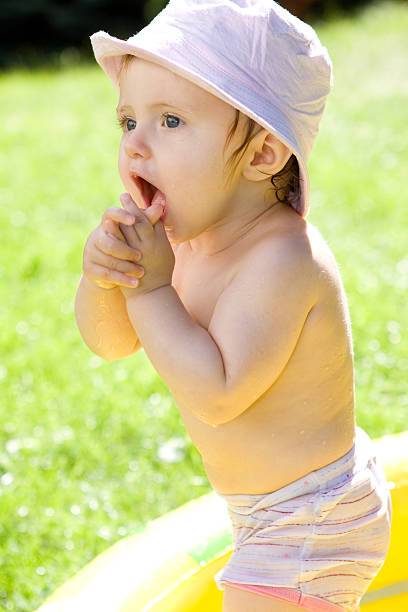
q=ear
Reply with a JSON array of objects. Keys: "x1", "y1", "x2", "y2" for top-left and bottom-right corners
[{"x1": 242, "y1": 130, "x2": 292, "y2": 182}]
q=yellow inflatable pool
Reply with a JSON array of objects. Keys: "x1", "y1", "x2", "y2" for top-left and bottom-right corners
[{"x1": 36, "y1": 432, "x2": 408, "y2": 612}]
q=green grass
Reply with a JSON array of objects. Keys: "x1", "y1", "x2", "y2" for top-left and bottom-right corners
[{"x1": 0, "y1": 2, "x2": 407, "y2": 609}]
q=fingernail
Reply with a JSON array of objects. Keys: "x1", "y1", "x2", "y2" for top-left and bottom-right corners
[{"x1": 130, "y1": 279, "x2": 138, "y2": 286}]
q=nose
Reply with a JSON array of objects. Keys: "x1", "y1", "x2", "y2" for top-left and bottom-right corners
[{"x1": 123, "y1": 128, "x2": 151, "y2": 159}]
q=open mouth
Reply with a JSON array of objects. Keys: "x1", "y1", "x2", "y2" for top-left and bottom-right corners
[
  {"x1": 130, "y1": 174, "x2": 167, "y2": 221},
  {"x1": 131, "y1": 175, "x2": 158, "y2": 208}
]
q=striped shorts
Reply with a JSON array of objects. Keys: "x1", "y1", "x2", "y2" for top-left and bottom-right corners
[{"x1": 214, "y1": 427, "x2": 392, "y2": 611}]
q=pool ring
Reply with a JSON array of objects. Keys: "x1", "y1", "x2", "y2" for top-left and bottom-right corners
[{"x1": 35, "y1": 432, "x2": 408, "y2": 611}]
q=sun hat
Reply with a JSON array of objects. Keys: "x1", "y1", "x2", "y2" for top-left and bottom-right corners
[{"x1": 91, "y1": 0, "x2": 333, "y2": 217}]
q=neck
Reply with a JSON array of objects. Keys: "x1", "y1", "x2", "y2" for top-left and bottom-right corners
[{"x1": 188, "y1": 181, "x2": 281, "y2": 256}]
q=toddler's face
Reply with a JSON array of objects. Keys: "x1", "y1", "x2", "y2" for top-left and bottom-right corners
[{"x1": 117, "y1": 57, "x2": 245, "y2": 243}]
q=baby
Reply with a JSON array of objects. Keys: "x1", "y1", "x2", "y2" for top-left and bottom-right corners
[{"x1": 75, "y1": 1, "x2": 391, "y2": 610}]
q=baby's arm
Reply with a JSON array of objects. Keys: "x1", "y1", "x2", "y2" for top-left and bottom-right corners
[
  {"x1": 75, "y1": 197, "x2": 171, "y2": 361},
  {"x1": 123, "y1": 226, "x2": 318, "y2": 425},
  {"x1": 75, "y1": 206, "x2": 144, "y2": 360},
  {"x1": 205, "y1": 236, "x2": 318, "y2": 422},
  {"x1": 75, "y1": 275, "x2": 142, "y2": 361},
  {"x1": 75, "y1": 199, "x2": 170, "y2": 360}
]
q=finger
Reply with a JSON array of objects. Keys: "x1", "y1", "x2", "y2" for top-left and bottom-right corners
[
  {"x1": 103, "y1": 218, "x2": 126, "y2": 243},
  {"x1": 120, "y1": 193, "x2": 154, "y2": 240},
  {"x1": 96, "y1": 229, "x2": 142, "y2": 262},
  {"x1": 120, "y1": 193, "x2": 141, "y2": 217},
  {"x1": 121, "y1": 192, "x2": 163, "y2": 227},
  {"x1": 102, "y1": 206, "x2": 135, "y2": 226},
  {"x1": 92, "y1": 251, "x2": 145, "y2": 278},
  {"x1": 118, "y1": 222, "x2": 142, "y2": 250},
  {"x1": 87, "y1": 263, "x2": 140, "y2": 288},
  {"x1": 120, "y1": 194, "x2": 144, "y2": 244},
  {"x1": 143, "y1": 201, "x2": 165, "y2": 226}
]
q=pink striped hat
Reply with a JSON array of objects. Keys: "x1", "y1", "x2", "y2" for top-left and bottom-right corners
[{"x1": 91, "y1": 0, "x2": 333, "y2": 217}]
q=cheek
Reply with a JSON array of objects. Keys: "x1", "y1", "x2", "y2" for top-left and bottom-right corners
[
  {"x1": 118, "y1": 141, "x2": 126, "y2": 167},
  {"x1": 182, "y1": 144, "x2": 223, "y2": 184},
  {"x1": 118, "y1": 146, "x2": 130, "y2": 185}
]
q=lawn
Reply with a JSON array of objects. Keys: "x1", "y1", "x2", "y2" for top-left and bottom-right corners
[{"x1": 0, "y1": 2, "x2": 407, "y2": 609}]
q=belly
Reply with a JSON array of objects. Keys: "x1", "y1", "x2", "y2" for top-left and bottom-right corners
[
  {"x1": 177, "y1": 354, "x2": 355, "y2": 495},
  {"x1": 205, "y1": 421, "x2": 355, "y2": 494}
]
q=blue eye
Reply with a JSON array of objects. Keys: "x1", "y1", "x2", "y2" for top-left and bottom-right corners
[
  {"x1": 164, "y1": 114, "x2": 182, "y2": 128},
  {"x1": 126, "y1": 119, "x2": 136, "y2": 131}
]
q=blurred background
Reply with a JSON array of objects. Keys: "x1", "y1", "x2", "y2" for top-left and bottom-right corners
[
  {"x1": 0, "y1": 0, "x2": 398, "y2": 68},
  {"x1": 0, "y1": 1, "x2": 407, "y2": 610}
]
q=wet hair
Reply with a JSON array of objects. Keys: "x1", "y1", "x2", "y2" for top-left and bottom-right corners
[
  {"x1": 120, "y1": 55, "x2": 300, "y2": 207},
  {"x1": 224, "y1": 109, "x2": 301, "y2": 207}
]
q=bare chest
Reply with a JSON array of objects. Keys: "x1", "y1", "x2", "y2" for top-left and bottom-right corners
[
  {"x1": 169, "y1": 238, "x2": 355, "y2": 495},
  {"x1": 172, "y1": 243, "x2": 238, "y2": 329}
]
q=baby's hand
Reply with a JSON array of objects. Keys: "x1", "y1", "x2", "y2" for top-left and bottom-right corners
[
  {"x1": 118, "y1": 193, "x2": 175, "y2": 298},
  {"x1": 117, "y1": 193, "x2": 165, "y2": 252},
  {"x1": 82, "y1": 206, "x2": 144, "y2": 290}
]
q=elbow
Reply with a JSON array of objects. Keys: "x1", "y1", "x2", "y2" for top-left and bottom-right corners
[
  {"x1": 207, "y1": 391, "x2": 250, "y2": 426},
  {"x1": 77, "y1": 331, "x2": 142, "y2": 362},
  {"x1": 81, "y1": 341, "x2": 117, "y2": 362},
  {"x1": 208, "y1": 411, "x2": 238, "y2": 427},
  {"x1": 195, "y1": 412, "x2": 224, "y2": 428},
  {"x1": 177, "y1": 380, "x2": 242, "y2": 427},
  {"x1": 177, "y1": 394, "x2": 227, "y2": 428},
  {"x1": 196, "y1": 410, "x2": 223, "y2": 428},
  {"x1": 195, "y1": 396, "x2": 241, "y2": 427},
  {"x1": 99, "y1": 341, "x2": 142, "y2": 362},
  {"x1": 205, "y1": 405, "x2": 232, "y2": 427},
  {"x1": 100, "y1": 352, "x2": 119, "y2": 363},
  {"x1": 77, "y1": 341, "x2": 125, "y2": 363},
  {"x1": 199, "y1": 411, "x2": 238, "y2": 428}
]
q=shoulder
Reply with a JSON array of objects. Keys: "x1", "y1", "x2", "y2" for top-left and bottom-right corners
[
  {"x1": 247, "y1": 216, "x2": 342, "y2": 295},
  {"x1": 236, "y1": 218, "x2": 321, "y2": 304}
]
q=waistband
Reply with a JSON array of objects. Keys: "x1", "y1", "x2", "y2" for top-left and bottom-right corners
[{"x1": 216, "y1": 427, "x2": 375, "y2": 515}]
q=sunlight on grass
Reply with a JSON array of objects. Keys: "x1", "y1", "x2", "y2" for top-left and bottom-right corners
[{"x1": 0, "y1": 2, "x2": 407, "y2": 609}]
